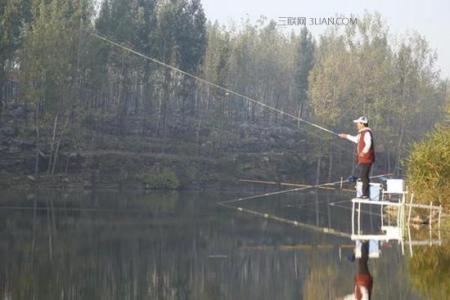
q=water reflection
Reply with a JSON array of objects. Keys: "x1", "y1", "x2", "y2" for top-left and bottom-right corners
[
  {"x1": 337, "y1": 241, "x2": 373, "y2": 300},
  {"x1": 407, "y1": 235, "x2": 450, "y2": 299},
  {"x1": 0, "y1": 189, "x2": 445, "y2": 299}
]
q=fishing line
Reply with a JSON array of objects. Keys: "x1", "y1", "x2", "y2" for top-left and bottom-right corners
[
  {"x1": 90, "y1": 31, "x2": 341, "y2": 138},
  {"x1": 275, "y1": 115, "x2": 355, "y2": 155}
]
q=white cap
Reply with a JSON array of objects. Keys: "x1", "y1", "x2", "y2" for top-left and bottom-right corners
[{"x1": 353, "y1": 116, "x2": 368, "y2": 124}]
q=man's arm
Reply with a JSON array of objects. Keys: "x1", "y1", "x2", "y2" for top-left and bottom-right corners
[{"x1": 338, "y1": 133, "x2": 358, "y2": 144}]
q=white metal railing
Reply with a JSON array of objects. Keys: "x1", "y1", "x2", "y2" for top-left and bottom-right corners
[{"x1": 350, "y1": 179, "x2": 442, "y2": 257}]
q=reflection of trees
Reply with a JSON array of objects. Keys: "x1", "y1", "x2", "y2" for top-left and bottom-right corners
[
  {"x1": 408, "y1": 225, "x2": 450, "y2": 300},
  {"x1": 408, "y1": 243, "x2": 450, "y2": 299},
  {"x1": 0, "y1": 189, "x2": 437, "y2": 299},
  {"x1": 303, "y1": 263, "x2": 338, "y2": 300},
  {"x1": 140, "y1": 191, "x2": 179, "y2": 212},
  {"x1": 0, "y1": 190, "x2": 310, "y2": 299}
]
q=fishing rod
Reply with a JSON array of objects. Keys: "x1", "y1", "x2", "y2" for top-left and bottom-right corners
[
  {"x1": 239, "y1": 179, "x2": 310, "y2": 188},
  {"x1": 219, "y1": 173, "x2": 392, "y2": 205},
  {"x1": 239, "y1": 179, "x2": 355, "y2": 192},
  {"x1": 90, "y1": 31, "x2": 340, "y2": 138}
]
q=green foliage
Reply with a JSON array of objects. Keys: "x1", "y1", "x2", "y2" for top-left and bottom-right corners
[
  {"x1": 174, "y1": 0, "x2": 207, "y2": 73},
  {"x1": 295, "y1": 27, "x2": 315, "y2": 109},
  {"x1": 310, "y1": 13, "x2": 394, "y2": 130},
  {"x1": 309, "y1": 13, "x2": 446, "y2": 172},
  {"x1": 0, "y1": 0, "x2": 23, "y2": 63},
  {"x1": 139, "y1": 168, "x2": 180, "y2": 190},
  {"x1": 20, "y1": 0, "x2": 92, "y2": 113},
  {"x1": 2, "y1": 3, "x2": 448, "y2": 185},
  {"x1": 201, "y1": 18, "x2": 299, "y2": 128},
  {"x1": 0, "y1": 0, "x2": 31, "y2": 57},
  {"x1": 0, "y1": 0, "x2": 31, "y2": 114},
  {"x1": 406, "y1": 126, "x2": 450, "y2": 206}
]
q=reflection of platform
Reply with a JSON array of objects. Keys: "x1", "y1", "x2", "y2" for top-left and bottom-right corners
[
  {"x1": 350, "y1": 179, "x2": 442, "y2": 256},
  {"x1": 355, "y1": 240, "x2": 380, "y2": 258}
]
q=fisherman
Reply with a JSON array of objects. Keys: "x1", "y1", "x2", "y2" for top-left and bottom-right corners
[{"x1": 338, "y1": 116, "x2": 375, "y2": 199}]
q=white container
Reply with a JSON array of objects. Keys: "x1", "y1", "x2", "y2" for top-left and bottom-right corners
[
  {"x1": 356, "y1": 182, "x2": 382, "y2": 201},
  {"x1": 386, "y1": 179, "x2": 405, "y2": 193}
]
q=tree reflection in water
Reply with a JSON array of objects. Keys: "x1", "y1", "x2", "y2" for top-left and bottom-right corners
[
  {"x1": 0, "y1": 189, "x2": 442, "y2": 299},
  {"x1": 408, "y1": 224, "x2": 450, "y2": 300}
]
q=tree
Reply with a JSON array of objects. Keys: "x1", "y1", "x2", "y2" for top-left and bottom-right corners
[
  {"x1": 295, "y1": 27, "x2": 315, "y2": 119},
  {"x1": 153, "y1": 0, "x2": 207, "y2": 134},
  {"x1": 92, "y1": 0, "x2": 158, "y2": 134},
  {"x1": 20, "y1": 0, "x2": 94, "y2": 174},
  {"x1": 0, "y1": 0, "x2": 31, "y2": 118},
  {"x1": 406, "y1": 126, "x2": 450, "y2": 206},
  {"x1": 309, "y1": 13, "x2": 446, "y2": 175},
  {"x1": 174, "y1": 0, "x2": 207, "y2": 119}
]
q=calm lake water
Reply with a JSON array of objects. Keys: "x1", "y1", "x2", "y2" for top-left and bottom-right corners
[{"x1": 0, "y1": 187, "x2": 439, "y2": 299}]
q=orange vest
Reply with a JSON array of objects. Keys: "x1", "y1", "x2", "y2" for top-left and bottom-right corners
[{"x1": 357, "y1": 128, "x2": 375, "y2": 164}]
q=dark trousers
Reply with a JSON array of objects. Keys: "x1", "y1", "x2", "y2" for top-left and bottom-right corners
[{"x1": 359, "y1": 163, "x2": 372, "y2": 197}]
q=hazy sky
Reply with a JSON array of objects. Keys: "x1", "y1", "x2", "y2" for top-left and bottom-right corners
[{"x1": 201, "y1": 0, "x2": 450, "y2": 79}]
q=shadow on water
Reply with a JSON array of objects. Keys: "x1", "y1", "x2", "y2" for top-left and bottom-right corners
[{"x1": 0, "y1": 188, "x2": 446, "y2": 299}]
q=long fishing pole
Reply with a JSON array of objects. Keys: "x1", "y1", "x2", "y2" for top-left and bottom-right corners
[
  {"x1": 90, "y1": 31, "x2": 340, "y2": 137},
  {"x1": 219, "y1": 173, "x2": 391, "y2": 205},
  {"x1": 239, "y1": 179, "x2": 355, "y2": 192}
]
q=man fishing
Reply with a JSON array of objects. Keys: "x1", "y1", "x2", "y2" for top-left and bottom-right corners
[{"x1": 338, "y1": 116, "x2": 375, "y2": 199}]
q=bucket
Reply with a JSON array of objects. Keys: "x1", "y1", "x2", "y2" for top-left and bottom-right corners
[{"x1": 356, "y1": 182, "x2": 382, "y2": 201}]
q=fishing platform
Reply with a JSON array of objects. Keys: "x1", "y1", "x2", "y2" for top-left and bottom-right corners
[
  {"x1": 351, "y1": 179, "x2": 442, "y2": 257},
  {"x1": 218, "y1": 175, "x2": 444, "y2": 258}
]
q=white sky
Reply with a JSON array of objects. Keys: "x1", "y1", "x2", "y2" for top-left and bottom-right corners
[{"x1": 201, "y1": 0, "x2": 450, "y2": 79}]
